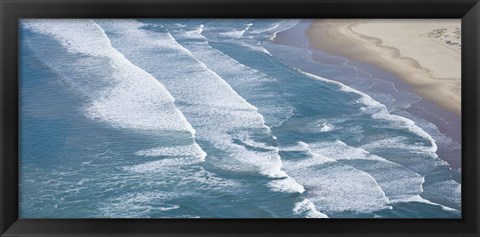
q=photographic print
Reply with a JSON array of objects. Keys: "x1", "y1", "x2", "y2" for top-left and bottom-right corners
[{"x1": 19, "y1": 19, "x2": 461, "y2": 218}]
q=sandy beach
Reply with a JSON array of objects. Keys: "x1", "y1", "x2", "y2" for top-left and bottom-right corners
[{"x1": 306, "y1": 19, "x2": 461, "y2": 116}]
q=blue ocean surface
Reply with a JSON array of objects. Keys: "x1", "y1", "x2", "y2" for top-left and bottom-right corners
[{"x1": 19, "y1": 19, "x2": 461, "y2": 218}]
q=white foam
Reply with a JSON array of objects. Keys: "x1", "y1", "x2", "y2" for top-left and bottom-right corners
[
  {"x1": 96, "y1": 20, "x2": 304, "y2": 193},
  {"x1": 358, "y1": 136, "x2": 442, "y2": 176},
  {"x1": 296, "y1": 142, "x2": 336, "y2": 164},
  {"x1": 23, "y1": 19, "x2": 114, "y2": 57},
  {"x1": 174, "y1": 23, "x2": 186, "y2": 28},
  {"x1": 306, "y1": 140, "x2": 426, "y2": 202},
  {"x1": 123, "y1": 157, "x2": 202, "y2": 173},
  {"x1": 375, "y1": 115, "x2": 438, "y2": 153},
  {"x1": 390, "y1": 195, "x2": 459, "y2": 213},
  {"x1": 309, "y1": 140, "x2": 384, "y2": 162},
  {"x1": 318, "y1": 121, "x2": 335, "y2": 132},
  {"x1": 217, "y1": 22, "x2": 253, "y2": 38},
  {"x1": 268, "y1": 19, "x2": 302, "y2": 41},
  {"x1": 268, "y1": 177, "x2": 305, "y2": 193},
  {"x1": 165, "y1": 23, "x2": 294, "y2": 127},
  {"x1": 176, "y1": 22, "x2": 274, "y2": 56},
  {"x1": 135, "y1": 144, "x2": 207, "y2": 161},
  {"x1": 277, "y1": 66, "x2": 457, "y2": 209},
  {"x1": 249, "y1": 22, "x2": 281, "y2": 34},
  {"x1": 281, "y1": 142, "x2": 390, "y2": 213},
  {"x1": 183, "y1": 24, "x2": 206, "y2": 39},
  {"x1": 298, "y1": 70, "x2": 438, "y2": 155},
  {"x1": 360, "y1": 136, "x2": 439, "y2": 157},
  {"x1": 234, "y1": 40, "x2": 273, "y2": 55},
  {"x1": 236, "y1": 136, "x2": 279, "y2": 152},
  {"x1": 100, "y1": 192, "x2": 181, "y2": 217},
  {"x1": 81, "y1": 160, "x2": 93, "y2": 166},
  {"x1": 22, "y1": 19, "x2": 196, "y2": 134},
  {"x1": 245, "y1": 40, "x2": 274, "y2": 55},
  {"x1": 218, "y1": 29, "x2": 247, "y2": 38},
  {"x1": 245, "y1": 23, "x2": 253, "y2": 32},
  {"x1": 293, "y1": 199, "x2": 329, "y2": 218}
]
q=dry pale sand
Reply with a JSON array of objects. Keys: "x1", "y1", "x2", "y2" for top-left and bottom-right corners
[{"x1": 306, "y1": 19, "x2": 461, "y2": 115}]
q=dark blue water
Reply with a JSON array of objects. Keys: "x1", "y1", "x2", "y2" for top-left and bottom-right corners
[{"x1": 19, "y1": 19, "x2": 460, "y2": 218}]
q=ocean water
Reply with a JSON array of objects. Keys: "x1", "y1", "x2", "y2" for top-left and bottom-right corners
[{"x1": 19, "y1": 19, "x2": 461, "y2": 218}]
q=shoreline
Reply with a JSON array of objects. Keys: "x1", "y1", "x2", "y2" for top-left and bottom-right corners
[
  {"x1": 271, "y1": 20, "x2": 461, "y2": 169},
  {"x1": 305, "y1": 19, "x2": 461, "y2": 116}
]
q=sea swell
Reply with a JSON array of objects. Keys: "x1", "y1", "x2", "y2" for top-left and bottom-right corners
[{"x1": 19, "y1": 19, "x2": 461, "y2": 218}]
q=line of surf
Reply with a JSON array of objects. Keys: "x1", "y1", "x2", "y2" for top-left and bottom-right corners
[
  {"x1": 163, "y1": 22, "x2": 295, "y2": 128},
  {"x1": 296, "y1": 69, "x2": 460, "y2": 211},
  {"x1": 162, "y1": 22, "x2": 397, "y2": 215},
  {"x1": 159, "y1": 21, "x2": 340, "y2": 217},
  {"x1": 21, "y1": 19, "x2": 207, "y2": 164},
  {"x1": 95, "y1": 19, "x2": 307, "y2": 196}
]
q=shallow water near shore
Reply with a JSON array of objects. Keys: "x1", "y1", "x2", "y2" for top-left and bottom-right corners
[{"x1": 20, "y1": 19, "x2": 461, "y2": 218}]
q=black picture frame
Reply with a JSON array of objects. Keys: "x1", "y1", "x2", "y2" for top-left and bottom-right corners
[{"x1": 1, "y1": 0, "x2": 479, "y2": 236}]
